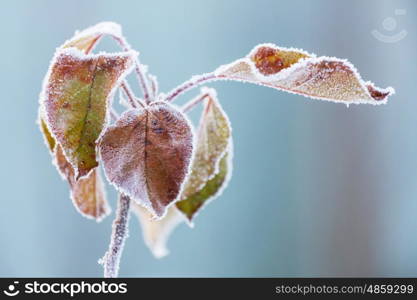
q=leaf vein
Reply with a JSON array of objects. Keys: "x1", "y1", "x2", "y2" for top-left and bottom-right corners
[{"x1": 74, "y1": 59, "x2": 100, "y2": 156}]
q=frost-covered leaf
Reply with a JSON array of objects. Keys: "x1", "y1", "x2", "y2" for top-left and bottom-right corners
[
  {"x1": 99, "y1": 101, "x2": 193, "y2": 218},
  {"x1": 214, "y1": 44, "x2": 394, "y2": 104},
  {"x1": 176, "y1": 89, "x2": 232, "y2": 221},
  {"x1": 177, "y1": 152, "x2": 231, "y2": 222},
  {"x1": 132, "y1": 203, "x2": 183, "y2": 258},
  {"x1": 63, "y1": 22, "x2": 122, "y2": 53},
  {"x1": 39, "y1": 23, "x2": 122, "y2": 154},
  {"x1": 39, "y1": 112, "x2": 56, "y2": 152},
  {"x1": 38, "y1": 24, "x2": 124, "y2": 220},
  {"x1": 55, "y1": 145, "x2": 110, "y2": 221},
  {"x1": 42, "y1": 48, "x2": 135, "y2": 178}
]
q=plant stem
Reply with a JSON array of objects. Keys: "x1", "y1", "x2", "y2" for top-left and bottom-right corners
[
  {"x1": 165, "y1": 73, "x2": 218, "y2": 102},
  {"x1": 182, "y1": 92, "x2": 210, "y2": 113},
  {"x1": 100, "y1": 194, "x2": 131, "y2": 278},
  {"x1": 110, "y1": 108, "x2": 119, "y2": 122},
  {"x1": 121, "y1": 81, "x2": 145, "y2": 108},
  {"x1": 148, "y1": 74, "x2": 158, "y2": 99},
  {"x1": 111, "y1": 35, "x2": 151, "y2": 103}
]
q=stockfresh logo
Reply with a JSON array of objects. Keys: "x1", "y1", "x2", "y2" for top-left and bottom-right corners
[
  {"x1": 3, "y1": 281, "x2": 20, "y2": 297},
  {"x1": 371, "y1": 9, "x2": 407, "y2": 43},
  {"x1": 3, "y1": 280, "x2": 127, "y2": 297}
]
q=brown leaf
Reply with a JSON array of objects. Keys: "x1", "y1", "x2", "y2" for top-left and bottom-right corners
[
  {"x1": 214, "y1": 44, "x2": 394, "y2": 104},
  {"x1": 100, "y1": 101, "x2": 194, "y2": 218},
  {"x1": 42, "y1": 48, "x2": 135, "y2": 178},
  {"x1": 55, "y1": 145, "x2": 110, "y2": 221}
]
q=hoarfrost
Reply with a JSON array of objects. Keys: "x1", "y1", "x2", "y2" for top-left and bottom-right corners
[
  {"x1": 100, "y1": 193, "x2": 131, "y2": 278},
  {"x1": 41, "y1": 47, "x2": 137, "y2": 178},
  {"x1": 99, "y1": 102, "x2": 194, "y2": 218},
  {"x1": 214, "y1": 43, "x2": 394, "y2": 105},
  {"x1": 176, "y1": 88, "x2": 233, "y2": 223},
  {"x1": 54, "y1": 145, "x2": 111, "y2": 222},
  {"x1": 63, "y1": 22, "x2": 123, "y2": 53}
]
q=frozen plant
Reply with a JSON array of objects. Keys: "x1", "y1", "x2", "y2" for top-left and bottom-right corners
[{"x1": 38, "y1": 22, "x2": 394, "y2": 277}]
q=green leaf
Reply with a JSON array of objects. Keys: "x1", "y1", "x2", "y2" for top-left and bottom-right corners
[
  {"x1": 38, "y1": 22, "x2": 127, "y2": 221},
  {"x1": 39, "y1": 23, "x2": 121, "y2": 154},
  {"x1": 176, "y1": 88, "x2": 232, "y2": 221},
  {"x1": 177, "y1": 152, "x2": 230, "y2": 221},
  {"x1": 42, "y1": 48, "x2": 135, "y2": 178}
]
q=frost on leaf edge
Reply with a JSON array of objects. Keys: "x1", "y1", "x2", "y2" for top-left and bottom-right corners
[
  {"x1": 39, "y1": 47, "x2": 138, "y2": 180},
  {"x1": 178, "y1": 87, "x2": 234, "y2": 226},
  {"x1": 63, "y1": 21, "x2": 123, "y2": 53},
  {"x1": 214, "y1": 43, "x2": 395, "y2": 105},
  {"x1": 99, "y1": 102, "x2": 196, "y2": 221}
]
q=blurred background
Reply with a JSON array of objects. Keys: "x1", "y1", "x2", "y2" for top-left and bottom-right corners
[{"x1": 0, "y1": 0, "x2": 416, "y2": 277}]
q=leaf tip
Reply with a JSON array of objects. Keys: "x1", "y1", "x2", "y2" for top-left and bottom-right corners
[
  {"x1": 366, "y1": 83, "x2": 395, "y2": 103},
  {"x1": 215, "y1": 43, "x2": 395, "y2": 105}
]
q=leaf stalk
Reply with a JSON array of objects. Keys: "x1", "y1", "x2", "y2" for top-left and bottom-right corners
[
  {"x1": 182, "y1": 92, "x2": 210, "y2": 113},
  {"x1": 165, "y1": 73, "x2": 218, "y2": 102},
  {"x1": 111, "y1": 34, "x2": 152, "y2": 103}
]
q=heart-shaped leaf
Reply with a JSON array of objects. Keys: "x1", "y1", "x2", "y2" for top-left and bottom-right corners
[
  {"x1": 42, "y1": 48, "x2": 135, "y2": 178},
  {"x1": 99, "y1": 101, "x2": 194, "y2": 218},
  {"x1": 214, "y1": 44, "x2": 394, "y2": 104},
  {"x1": 132, "y1": 203, "x2": 183, "y2": 258},
  {"x1": 55, "y1": 145, "x2": 110, "y2": 221},
  {"x1": 176, "y1": 88, "x2": 233, "y2": 222}
]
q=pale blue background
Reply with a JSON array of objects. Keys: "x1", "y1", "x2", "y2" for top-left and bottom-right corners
[{"x1": 0, "y1": 0, "x2": 416, "y2": 277}]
